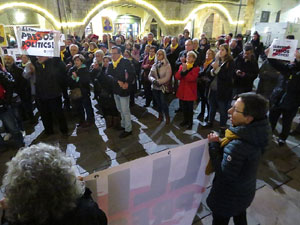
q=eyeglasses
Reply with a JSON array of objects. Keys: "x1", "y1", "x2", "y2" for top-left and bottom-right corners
[{"x1": 231, "y1": 106, "x2": 244, "y2": 114}]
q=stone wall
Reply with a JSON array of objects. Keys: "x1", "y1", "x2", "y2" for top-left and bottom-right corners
[{"x1": 0, "y1": 0, "x2": 253, "y2": 37}]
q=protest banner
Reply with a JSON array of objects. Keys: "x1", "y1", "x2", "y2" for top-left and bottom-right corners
[
  {"x1": 0, "y1": 25, "x2": 8, "y2": 47},
  {"x1": 6, "y1": 48, "x2": 22, "y2": 62},
  {"x1": 268, "y1": 39, "x2": 298, "y2": 61},
  {"x1": 84, "y1": 139, "x2": 210, "y2": 225},
  {"x1": 16, "y1": 26, "x2": 60, "y2": 57}
]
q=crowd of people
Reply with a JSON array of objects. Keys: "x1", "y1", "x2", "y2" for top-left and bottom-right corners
[
  {"x1": 0, "y1": 25, "x2": 299, "y2": 225},
  {"x1": 0, "y1": 28, "x2": 299, "y2": 148}
]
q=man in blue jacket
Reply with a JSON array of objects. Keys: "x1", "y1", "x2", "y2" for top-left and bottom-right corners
[{"x1": 207, "y1": 92, "x2": 270, "y2": 225}]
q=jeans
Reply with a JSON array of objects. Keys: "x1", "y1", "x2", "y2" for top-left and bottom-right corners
[
  {"x1": 209, "y1": 90, "x2": 231, "y2": 127},
  {"x1": 0, "y1": 107, "x2": 24, "y2": 148},
  {"x1": 38, "y1": 96, "x2": 68, "y2": 134},
  {"x1": 114, "y1": 94, "x2": 132, "y2": 132},
  {"x1": 212, "y1": 211, "x2": 247, "y2": 225},
  {"x1": 152, "y1": 89, "x2": 169, "y2": 116}
]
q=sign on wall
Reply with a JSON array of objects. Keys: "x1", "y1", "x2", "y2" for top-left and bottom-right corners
[
  {"x1": 102, "y1": 17, "x2": 113, "y2": 33},
  {"x1": 268, "y1": 38, "x2": 298, "y2": 61},
  {"x1": 16, "y1": 26, "x2": 60, "y2": 57},
  {"x1": 84, "y1": 139, "x2": 210, "y2": 225},
  {"x1": 0, "y1": 25, "x2": 8, "y2": 47}
]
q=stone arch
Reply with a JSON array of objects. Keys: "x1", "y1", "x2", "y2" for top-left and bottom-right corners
[
  {"x1": 0, "y1": 2, "x2": 58, "y2": 29},
  {"x1": 82, "y1": 0, "x2": 167, "y2": 35},
  {"x1": 194, "y1": 8, "x2": 231, "y2": 38}
]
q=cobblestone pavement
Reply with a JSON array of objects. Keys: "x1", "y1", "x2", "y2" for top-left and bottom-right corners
[{"x1": 1, "y1": 94, "x2": 300, "y2": 225}]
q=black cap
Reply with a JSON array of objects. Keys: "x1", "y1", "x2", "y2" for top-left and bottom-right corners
[{"x1": 244, "y1": 43, "x2": 253, "y2": 51}]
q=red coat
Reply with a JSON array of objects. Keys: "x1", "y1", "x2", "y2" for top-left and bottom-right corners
[{"x1": 175, "y1": 65, "x2": 200, "y2": 101}]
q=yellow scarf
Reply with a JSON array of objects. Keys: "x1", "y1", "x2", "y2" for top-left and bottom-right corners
[
  {"x1": 60, "y1": 49, "x2": 66, "y2": 61},
  {"x1": 88, "y1": 48, "x2": 99, "y2": 54},
  {"x1": 203, "y1": 59, "x2": 213, "y2": 70},
  {"x1": 149, "y1": 55, "x2": 155, "y2": 61},
  {"x1": 164, "y1": 43, "x2": 168, "y2": 49},
  {"x1": 112, "y1": 55, "x2": 123, "y2": 69},
  {"x1": 186, "y1": 62, "x2": 194, "y2": 70},
  {"x1": 171, "y1": 43, "x2": 178, "y2": 51},
  {"x1": 205, "y1": 129, "x2": 240, "y2": 175},
  {"x1": 147, "y1": 40, "x2": 153, "y2": 45}
]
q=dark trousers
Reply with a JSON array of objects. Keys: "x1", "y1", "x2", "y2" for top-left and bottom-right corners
[
  {"x1": 73, "y1": 96, "x2": 94, "y2": 123},
  {"x1": 212, "y1": 211, "x2": 247, "y2": 225},
  {"x1": 182, "y1": 100, "x2": 194, "y2": 124},
  {"x1": 144, "y1": 81, "x2": 152, "y2": 106},
  {"x1": 269, "y1": 106, "x2": 298, "y2": 140},
  {"x1": 152, "y1": 89, "x2": 169, "y2": 116},
  {"x1": 209, "y1": 90, "x2": 231, "y2": 127},
  {"x1": 38, "y1": 96, "x2": 68, "y2": 134}
]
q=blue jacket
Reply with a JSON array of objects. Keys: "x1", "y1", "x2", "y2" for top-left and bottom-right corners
[{"x1": 207, "y1": 119, "x2": 270, "y2": 217}]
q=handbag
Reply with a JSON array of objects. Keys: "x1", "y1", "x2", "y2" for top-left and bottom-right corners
[
  {"x1": 156, "y1": 64, "x2": 172, "y2": 94},
  {"x1": 69, "y1": 87, "x2": 82, "y2": 100}
]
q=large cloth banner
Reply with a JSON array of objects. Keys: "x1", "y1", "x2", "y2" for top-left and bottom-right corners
[
  {"x1": 84, "y1": 139, "x2": 210, "y2": 225},
  {"x1": 16, "y1": 26, "x2": 60, "y2": 57},
  {"x1": 0, "y1": 25, "x2": 8, "y2": 47},
  {"x1": 268, "y1": 39, "x2": 298, "y2": 61}
]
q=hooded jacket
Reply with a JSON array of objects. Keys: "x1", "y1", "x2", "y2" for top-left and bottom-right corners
[{"x1": 207, "y1": 119, "x2": 270, "y2": 217}]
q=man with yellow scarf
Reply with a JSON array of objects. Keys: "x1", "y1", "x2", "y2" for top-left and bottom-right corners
[
  {"x1": 106, "y1": 46, "x2": 135, "y2": 138},
  {"x1": 206, "y1": 93, "x2": 270, "y2": 225}
]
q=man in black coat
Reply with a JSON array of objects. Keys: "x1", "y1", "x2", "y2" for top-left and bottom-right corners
[
  {"x1": 106, "y1": 46, "x2": 135, "y2": 138},
  {"x1": 234, "y1": 44, "x2": 259, "y2": 96},
  {"x1": 34, "y1": 57, "x2": 68, "y2": 136},
  {"x1": 0, "y1": 68, "x2": 24, "y2": 149},
  {"x1": 267, "y1": 48, "x2": 300, "y2": 146},
  {"x1": 4, "y1": 55, "x2": 33, "y2": 121},
  {"x1": 140, "y1": 32, "x2": 159, "y2": 55}
]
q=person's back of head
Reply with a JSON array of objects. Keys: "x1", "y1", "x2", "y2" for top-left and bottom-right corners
[{"x1": 2, "y1": 143, "x2": 84, "y2": 225}]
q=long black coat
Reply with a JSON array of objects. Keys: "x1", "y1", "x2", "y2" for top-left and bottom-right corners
[{"x1": 35, "y1": 58, "x2": 67, "y2": 100}]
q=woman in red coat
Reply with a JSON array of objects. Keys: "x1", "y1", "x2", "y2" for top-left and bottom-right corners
[{"x1": 175, "y1": 51, "x2": 200, "y2": 129}]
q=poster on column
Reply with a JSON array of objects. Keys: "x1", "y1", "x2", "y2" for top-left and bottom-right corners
[
  {"x1": 0, "y1": 25, "x2": 8, "y2": 47},
  {"x1": 267, "y1": 39, "x2": 298, "y2": 61},
  {"x1": 16, "y1": 26, "x2": 61, "y2": 57},
  {"x1": 84, "y1": 139, "x2": 211, "y2": 225}
]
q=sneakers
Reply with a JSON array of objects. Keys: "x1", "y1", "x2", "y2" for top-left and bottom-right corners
[
  {"x1": 277, "y1": 138, "x2": 286, "y2": 147},
  {"x1": 119, "y1": 131, "x2": 132, "y2": 138}
]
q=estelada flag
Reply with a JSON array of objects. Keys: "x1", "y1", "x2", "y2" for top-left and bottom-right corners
[{"x1": 0, "y1": 25, "x2": 8, "y2": 47}]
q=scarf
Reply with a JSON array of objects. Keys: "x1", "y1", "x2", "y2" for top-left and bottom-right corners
[
  {"x1": 164, "y1": 43, "x2": 169, "y2": 49},
  {"x1": 205, "y1": 129, "x2": 240, "y2": 175},
  {"x1": 149, "y1": 55, "x2": 155, "y2": 61},
  {"x1": 171, "y1": 43, "x2": 178, "y2": 51},
  {"x1": 203, "y1": 59, "x2": 213, "y2": 70},
  {"x1": 186, "y1": 62, "x2": 194, "y2": 71},
  {"x1": 112, "y1": 55, "x2": 123, "y2": 69},
  {"x1": 88, "y1": 48, "x2": 99, "y2": 54},
  {"x1": 60, "y1": 49, "x2": 66, "y2": 62},
  {"x1": 147, "y1": 40, "x2": 153, "y2": 45}
]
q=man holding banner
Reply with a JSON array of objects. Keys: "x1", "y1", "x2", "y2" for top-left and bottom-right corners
[
  {"x1": 207, "y1": 93, "x2": 270, "y2": 225},
  {"x1": 266, "y1": 45, "x2": 300, "y2": 146}
]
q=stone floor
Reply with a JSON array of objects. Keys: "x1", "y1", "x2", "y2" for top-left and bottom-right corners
[{"x1": 0, "y1": 94, "x2": 300, "y2": 225}]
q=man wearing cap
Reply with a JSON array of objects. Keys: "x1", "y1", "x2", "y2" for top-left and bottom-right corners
[{"x1": 233, "y1": 44, "x2": 259, "y2": 96}]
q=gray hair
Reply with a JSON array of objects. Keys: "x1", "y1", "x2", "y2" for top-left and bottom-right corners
[
  {"x1": 2, "y1": 143, "x2": 84, "y2": 224},
  {"x1": 69, "y1": 44, "x2": 78, "y2": 50},
  {"x1": 155, "y1": 49, "x2": 170, "y2": 64},
  {"x1": 95, "y1": 49, "x2": 104, "y2": 57}
]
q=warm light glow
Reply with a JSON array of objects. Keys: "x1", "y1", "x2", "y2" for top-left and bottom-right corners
[
  {"x1": 15, "y1": 11, "x2": 25, "y2": 23},
  {"x1": 0, "y1": 1, "x2": 244, "y2": 28}
]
